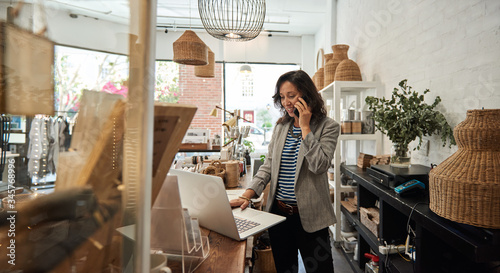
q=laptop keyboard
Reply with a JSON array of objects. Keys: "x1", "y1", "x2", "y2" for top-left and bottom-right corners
[{"x1": 234, "y1": 216, "x2": 261, "y2": 233}]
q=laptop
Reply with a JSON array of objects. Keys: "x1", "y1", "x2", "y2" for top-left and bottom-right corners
[{"x1": 169, "y1": 169, "x2": 285, "y2": 241}]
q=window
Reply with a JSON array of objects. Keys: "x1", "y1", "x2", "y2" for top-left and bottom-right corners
[
  {"x1": 241, "y1": 73, "x2": 254, "y2": 97},
  {"x1": 225, "y1": 63, "x2": 300, "y2": 153}
]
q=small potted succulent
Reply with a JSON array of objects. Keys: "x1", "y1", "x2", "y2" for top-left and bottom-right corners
[{"x1": 365, "y1": 79, "x2": 456, "y2": 167}]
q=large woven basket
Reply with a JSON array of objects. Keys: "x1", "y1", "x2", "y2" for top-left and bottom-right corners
[
  {"x1": 324, "y1": 44, "x2": 349, "y2": 86},
  {"x1": 429, "y1": 109, "x2": 500, "y2": 229},
  {"x1": 173, "y1": 30, "x2": 208, "y2": 65},
  {"x1": 195, "y1": 47, "x2": 215, "y2": 78},
  {"x1": 335, "y1": 59, "x2": 362, "y2": 81}
]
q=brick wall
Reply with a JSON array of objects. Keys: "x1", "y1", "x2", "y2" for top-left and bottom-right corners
[
  {"x1": 336, "y1": 0, "x2": 500, "y2": 165},
  {"x1": 178, "y1": 63, "x2": 224, "y2": 140}
]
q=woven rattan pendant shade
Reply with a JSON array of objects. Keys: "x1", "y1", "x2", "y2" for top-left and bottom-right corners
[
  {"x1": 195, "y1": 48, "x2": 215, "y2": 78},
  {"x1": 198, "y1": 0, "x2": 266, "y2": 42},
  {"x1": 173, "y1": 30, "x2": 208, "y2": 65},
  {"x1": 429, "y1": 109, "x2": 500, "y2": 228}
]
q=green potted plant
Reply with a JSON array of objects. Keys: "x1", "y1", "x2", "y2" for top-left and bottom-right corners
[{"x1": 365, "y1": 79, "x2": 456, "y2": 167}]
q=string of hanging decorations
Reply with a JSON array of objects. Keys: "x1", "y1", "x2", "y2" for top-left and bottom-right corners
[{"x1": 198, "y1": 0, "x2": 266, "y2": 42}]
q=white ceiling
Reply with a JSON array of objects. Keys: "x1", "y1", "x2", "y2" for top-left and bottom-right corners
[{"x1": 24, "y1": 0, "x2": 327, "y2": 37}]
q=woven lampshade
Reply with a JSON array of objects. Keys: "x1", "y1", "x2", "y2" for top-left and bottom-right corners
[
  {"x1": 195, "y1": 48, "x2": 215, "y2": 78},
  {"x1": 429, "y1": 109, "x2": 500, "y2": 228},
  {"x1": 334, "y1": 59, "x2": 362, "y2": 81},
  {"x1": 173, "y1": 30, "x2": 208, "y2": 65}
]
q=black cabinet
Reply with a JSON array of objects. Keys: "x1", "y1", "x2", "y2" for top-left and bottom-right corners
[{"x1": 340, "y1": 165, "x2": 500, "y2": 273}]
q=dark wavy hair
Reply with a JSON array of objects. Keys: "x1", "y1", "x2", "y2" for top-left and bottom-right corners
[{"x1": 272, "y1": 70, "x2": 327, "y2": 125}]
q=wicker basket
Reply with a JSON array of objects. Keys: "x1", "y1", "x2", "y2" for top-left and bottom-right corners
[
  {"x1": 429, "y1": 109, "x2": 500, "y2": 229},
  {"x1": 173, "y1": 30, "x2": 208, "y2": 65},
  {"x1": 335, "y1": 59, "x2": 362, "y2": 81},
  {"x1": 324, "y1": 44, "x2": 349, "y2": 86},
  {"x1": 315, "y1": 68, "x2": 324, "y2": 90},
  {"x1": 313, "y1": 48, "x2": 325, "y2": 90},
  {"x1": 195, "y1": 47, "x2": 215, "y2": 78},
  {"x1": 322, "y1": 53, "x2": 333, "y2": 87},
  {"x1": 202, "y1": 160, "x2": 226, "y2": 181}
]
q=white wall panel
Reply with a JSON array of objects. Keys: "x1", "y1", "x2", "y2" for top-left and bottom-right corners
[{"x1": 336, "y1": 0, "x2": 500, "y2": 166}]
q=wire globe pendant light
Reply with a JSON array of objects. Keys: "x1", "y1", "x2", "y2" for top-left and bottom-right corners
[{"x1": 198, "y1": 0, "x2": 266, "y2": 42}]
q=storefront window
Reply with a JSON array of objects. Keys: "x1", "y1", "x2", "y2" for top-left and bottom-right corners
[{"x1": 224, "y1": 63, "x2": 300, "y2": 153}]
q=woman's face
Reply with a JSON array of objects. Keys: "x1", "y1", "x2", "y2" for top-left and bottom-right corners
[{"x1": 279, "y1": 81, "x2": 301, "y2": 118}]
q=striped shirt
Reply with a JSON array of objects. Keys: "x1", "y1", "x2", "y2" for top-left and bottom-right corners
[{"x1": 276, "y1": 125, "x2": 302, "y2": 206}]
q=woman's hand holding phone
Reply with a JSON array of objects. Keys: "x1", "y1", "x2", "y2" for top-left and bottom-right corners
[{"x1": 294, "y1": 97, "x2": 312, "y2": 137}]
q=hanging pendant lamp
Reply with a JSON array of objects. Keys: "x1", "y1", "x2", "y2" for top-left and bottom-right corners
[
  {"x1": 195, "y1": 48, "x2": 215, "y2": 78},
  {"x1": 198, "y1": 0, "x2": 266, "y2": 42},
  {"x1": 173, "y1": 30, "x2": 208, "y2": 65}
]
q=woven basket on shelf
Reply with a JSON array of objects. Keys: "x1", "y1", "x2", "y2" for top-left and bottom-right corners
[
  {"x1": 195, "y1": 47, "x2": 215, "y2": 77},
  {"x1": 322, "y1": 53, "x2": 333, "y2": 87},
  {"x1": 173, "y1": 30, "x2": 208, "y2": 65},
  {"x1": 429, "y1": 109, "x2": 500, "y2": 229},
  {"x1": 313, "y1": 48, "x2": 325, "y2": 90},
  {"x1": 335, "y1": 59, "x2": 362, "y2": 81},
  {"x1": 315, "y1": 68, "x2": 324, "y2": 90},
  {"x1": 324, "y1": 44, "x2": 349, "y2": 86}
]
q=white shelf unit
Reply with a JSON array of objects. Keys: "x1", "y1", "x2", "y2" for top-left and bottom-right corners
[{"x1": 319, "y1": 81, "x2": 383, "y2": 244}]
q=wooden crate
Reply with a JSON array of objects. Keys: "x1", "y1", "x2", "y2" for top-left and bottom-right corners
[
  {"x1": 357, "y1": 153, "x2": 373, "y2": 169},
  {"x1": 360, "y1": 207, "x2": 380, "y2": 238}
]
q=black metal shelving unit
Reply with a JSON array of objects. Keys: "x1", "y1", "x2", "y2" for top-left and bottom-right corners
[{"x1": 339, "y1": 165, "x2": 500, "y2": 273}]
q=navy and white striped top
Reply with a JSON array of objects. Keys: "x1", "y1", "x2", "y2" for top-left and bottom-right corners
[{"x1": 276, "y1": 125, "x2": 302, "y2": 206}]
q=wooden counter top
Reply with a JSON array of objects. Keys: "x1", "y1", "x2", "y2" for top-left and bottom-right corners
[{"x1": 193, "y1": 228, "x2": 247, "y2": 273}]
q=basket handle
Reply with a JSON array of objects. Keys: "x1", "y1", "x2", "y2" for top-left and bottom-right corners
[{"x1": 316, "y1": 48, "x2": 325, "y2": 70}]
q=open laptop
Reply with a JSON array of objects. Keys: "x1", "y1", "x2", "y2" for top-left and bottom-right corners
[{"x1": 169, "y1": 169, "x2": 285, "y2": 241}]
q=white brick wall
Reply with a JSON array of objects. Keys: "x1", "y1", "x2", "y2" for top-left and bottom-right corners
[{"x1": 336, "y1": 0, "x2": 500, "y2": 165}]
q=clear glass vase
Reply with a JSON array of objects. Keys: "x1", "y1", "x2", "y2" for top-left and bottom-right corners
[{"x1": 390, "y1": 143, "x2": 411, "y2": 168}]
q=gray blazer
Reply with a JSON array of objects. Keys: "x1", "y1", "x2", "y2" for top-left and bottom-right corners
[{"x1": 249, "y1": 117, "x2": 340, "y2": 233}]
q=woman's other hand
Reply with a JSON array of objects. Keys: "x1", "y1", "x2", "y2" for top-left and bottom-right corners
[
  {"x1": 229, "y1": 189, "x2": 256, "y2": 210},
  {"x1": 229, "y1": 198, "x2": 251, "y2": 210}
]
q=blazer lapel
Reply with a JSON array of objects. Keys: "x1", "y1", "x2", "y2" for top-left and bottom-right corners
[{"x1": 295, "y1": 120, "x2": 319, "y2": 185}]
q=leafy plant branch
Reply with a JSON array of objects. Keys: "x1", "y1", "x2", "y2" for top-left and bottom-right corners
[{"x1": 365, "y1": 79, "x2": 456, "y2": 152}]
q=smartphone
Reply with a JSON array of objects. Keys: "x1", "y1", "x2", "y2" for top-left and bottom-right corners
[{"x1": 293, "y1": 96, "x2": 309, "y2": 117}]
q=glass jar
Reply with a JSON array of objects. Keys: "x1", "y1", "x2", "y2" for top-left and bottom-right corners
[{"x1": 390, "y1": 143, "x2": 411, "y2": 168}]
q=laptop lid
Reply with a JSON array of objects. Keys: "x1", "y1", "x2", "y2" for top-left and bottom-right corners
[{"x1": 169, "y1": 169, "x2": 285, "y2": 241}]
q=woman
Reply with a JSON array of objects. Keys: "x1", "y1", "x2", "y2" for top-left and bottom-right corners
[{"x1": 230, "y1": 70, "x2": 340, "y2": 273}]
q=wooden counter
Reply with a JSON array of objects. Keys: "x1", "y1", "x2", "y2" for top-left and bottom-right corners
[{"x1": 193, "y1": 228, "x2": 247, "y2": 273}]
